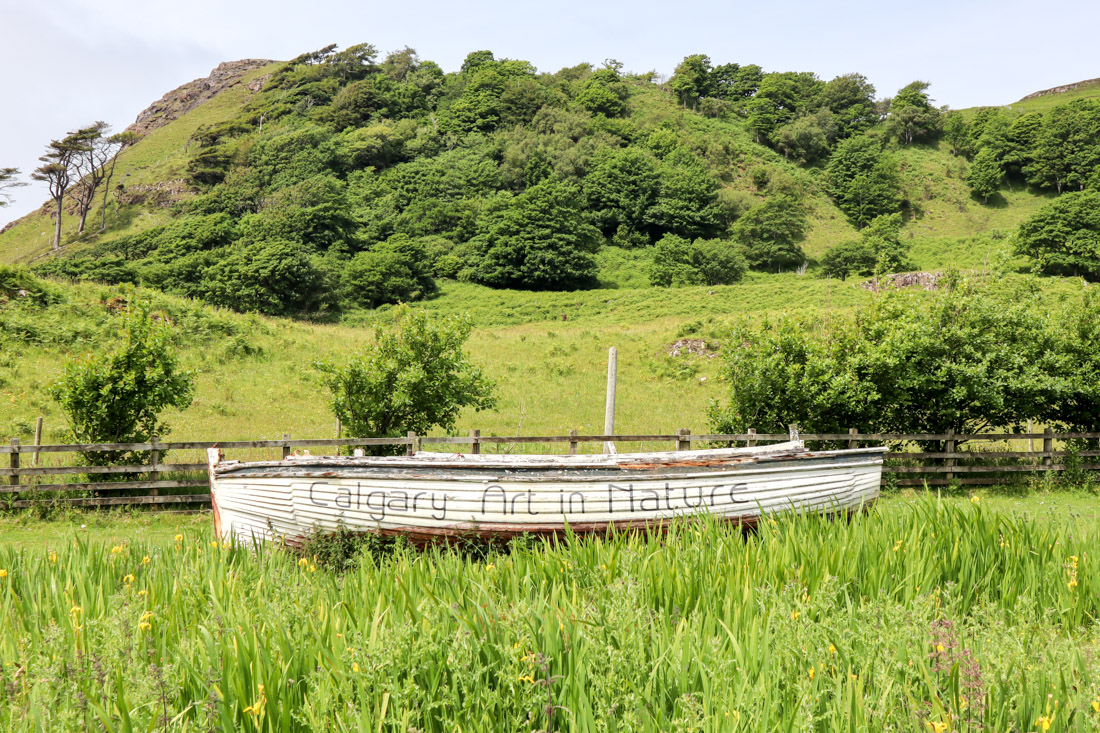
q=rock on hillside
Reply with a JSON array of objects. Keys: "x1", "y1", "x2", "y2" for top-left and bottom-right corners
[
  {"x1": 1019, "y1": 78, "x2": 1100, "y2": 101},
  {"x1": 127, "y1": 59, "x2": 274, "y2": 135}
]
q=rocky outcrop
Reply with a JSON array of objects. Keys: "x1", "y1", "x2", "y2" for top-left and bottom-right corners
[
  {"x1": 1019, "y1": 78, "x2": 1100, "y2": 101},
  {"x1": 860, "y1": 272, "x2": 941, "y2": 292},
  {"x1": 126, "y1": 59, "x2": 276, "y2": 136}
]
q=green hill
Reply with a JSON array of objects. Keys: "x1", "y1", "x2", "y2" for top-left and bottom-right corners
[{"x1": 2, "y1": 49, "x2": 1097, "y2": 442}]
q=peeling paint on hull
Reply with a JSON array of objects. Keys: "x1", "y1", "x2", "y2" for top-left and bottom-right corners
[{"x1": 206, "y1": 442, "x2": 886, "y2": 544}]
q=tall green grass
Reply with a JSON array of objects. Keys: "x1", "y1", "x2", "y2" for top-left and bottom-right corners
[{"x1": 1, "y1": 497, "x2": 1098, "y2": 731}]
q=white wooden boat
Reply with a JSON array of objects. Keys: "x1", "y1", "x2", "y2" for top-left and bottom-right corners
[{"x1": 206, "y1": 439, "x2": 886, "y2": 543}]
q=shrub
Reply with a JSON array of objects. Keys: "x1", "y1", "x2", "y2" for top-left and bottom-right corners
[
  {"x1": 730, "y1": 195, "x2": 808, "y2": 271},
  {"x1": 1015, "y1": 190, "x2": 1100, "y2": 280},
  {"x1": 649, "y1": 234, "x2": 747, "y2": 287},
  {"x1": 50, "y1": 299, "x2": 195, "y2": 465},
  {"x1": 316, "y1": 308, "x2": 496, "y2": 455},
  {"x1": 343, "y1": 236, "x2": 438, "y2": 308},
  {"x1": 202, "y1": 240, "x2": 329, "y2": 316}
]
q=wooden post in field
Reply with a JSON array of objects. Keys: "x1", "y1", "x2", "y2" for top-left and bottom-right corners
[
  {"x1": 281, "y1": 434, "x2": 291, "y2": 459},
  {"x1": 149, "y1": 435, "x2": 160, "y2": 497},
  {"x1": 848, "y1": 427, "x2": 858, "y2": 450},
  {"x1": 407, "y1": 431, "x2": 420, "y2": 456},
  {"x1": 746, "y1": 428, "x2": 756, "y2": 447},
  {"x1": 9, "y1": 439, "x2": 19, "y2": 487},
  {"x1": 677, "y1": 429, "x2": 691, "y2": 451},
  {"x1": 1043, "y1": 428, "x2": 1054, "y2": 470},
  {"x1": 569, "y1": 429, "x2": 579, "y2": 456},
  {"x1": 32, "y1": 417, "x2": 43, "y2": 467},
  {"x1": 945, "y1": 429, "x2": 956, "y2": 484},
  {"x1": 603, "y1": 347, "x2": 617, "y2": 455},
  {"x1": 470, "y1": 429, "x2": 481, "y2": 455}
]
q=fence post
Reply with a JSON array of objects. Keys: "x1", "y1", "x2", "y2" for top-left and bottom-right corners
[
  {"x1": 1043, "y1": 428, "x2": 1054, "y2": 469},
  {"x1": 945, "y1": 429, "x2": 955, "y2": 483},
  {"x1": 746, "y1": 428, "x2": 756, "y2": 447},
  {"x1": 149, "y1": 435, "x2": 160, "y2": 497},
  {"x1": 470, "y1": 429, "x2": 480, "y2": 455},
  {"x1": 9, "y1": 439, "x2": 19, "y2": 487},
  {"x1": 677, "y1": 429, "x2": 691, "y2": 451},
  {"x1": 32, "y1": 417, "x2": 43, "y2": 468},
  {"x1": 569, "y1": 429, "x2": 578, "y2": 456},
  {"x1": 282, "y1": 434, "x2": 291, "y2": 460},
  {"x1": 407, "y1": 431, "x2": 420, "y2": 456},
  {"x1": 848, "y1": 427, "x2": 858, "y2": 450}
]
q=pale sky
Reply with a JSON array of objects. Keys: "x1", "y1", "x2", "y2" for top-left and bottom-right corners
[{"x1": 2, "y1": 0, "x2": 1098, "y2": 224}]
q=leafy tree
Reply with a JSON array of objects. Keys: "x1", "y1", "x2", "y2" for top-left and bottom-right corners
[
  {"x1": 821, "y1": 73, "x2": 877, "y2": 138},
  {"x1": 708, "y1": 278, "x2": 1090, "y2": 439},
  {"x1": 820, "y1": 238, "x2": 876, "y2": 280},
  {"x1": 774, "y1": 110, "x2": 836, "y2": 165},
  {"x1": 575, "y1": 67, "x2": 629, "y2": 117},
  {"x1": 582, "y1": 146, "x2": 660, "y2": 234},
  {"x1": 885, "y1": 81, "x2": 942, "y2": 144},
  {"x1": 670, "y1": 54, "x2": 713, "y2": 110},
  {"x1": 51, "y1": 299, "x2": 195, "y2": 465},
  {"x1": 1023, "y1": 101, "x2": 1100, "y2": 193},
  {"x1": 1002, "y1": 113, "x2": 1043, "y2": 179},
  {"x1": 644, "y1": 155, "x2": 722, "y2": 239},
  {"x1": 824, "y1": 135, "x2": 901, "y2": 227},
  {"x1": 316, "y1": 308, "x2": 496, "y2": 455},
  {"x1": 942, "y1": 112, "x2": 971, "y2": 157},
  {"x1": 730, "y1": 195, "x2": 808, "y2": 271},
  {"x1": 343, "y1": 235, "x2": 438, "y2": 308},
  {"x1": 966, "y1": 148, "x2": 1004, "y2": 204},
  {"x1": 649, "y1": 234, "x2": 747, "y2": 286},
  {"x1": 0, "y1": 167, "x2": 26, "y2": 205},
  {"x1": 202, "y1": 239, "x2": 329, "y2": 315},
  {"x1": 745, "y1": 74, "x2": 799, "y2": 143},
  {"x1": 1015, "y1": 190, "x2": 1100, "y2": 279},
  {"x1": 472, "y1": 179, "x2": 600, "y2": 290},
  {"x1": 823, "y1": 213, "x2": 913, "y2": 279}
]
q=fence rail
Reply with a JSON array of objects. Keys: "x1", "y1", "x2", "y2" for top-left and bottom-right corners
[{"x1": 3, "y1": 428, "x2": 1097, "y2": 508}]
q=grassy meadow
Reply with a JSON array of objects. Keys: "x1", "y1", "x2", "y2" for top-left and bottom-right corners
[{"x1": 2, "y1": 495, "x2": 1100, "y2": 731}]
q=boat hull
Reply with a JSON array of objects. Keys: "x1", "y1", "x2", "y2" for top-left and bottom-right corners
[{"x1": 207, "y1": 442, "x2": 886, "y2": 543}]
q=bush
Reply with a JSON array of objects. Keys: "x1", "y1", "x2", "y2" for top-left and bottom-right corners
[
  {"x1": 649, "y1": 234, "x2": 747, "y2": 287},
  {"x1": 50, "y1": 299, "x2": 195, "y2": 465},
  {"x1": 730, "y1": 195, "x2": 808, "y2": 272},
  {"x1": 316, "y1": 308, "x2": 496, "y2": 455},
  {"x1": 821, "y1": 213, "x2": 913, "y2": 279},
  {"x1": 708, "y1": 277, "x2": 1097, "y2": 442},
  {"x1": 202, "y1": 240, "x2": 329, "y2": 316},
  {"x1": 343, "y1": 236, "x2": 438, "y2": 308}
]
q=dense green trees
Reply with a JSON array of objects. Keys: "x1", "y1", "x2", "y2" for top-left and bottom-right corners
[
  {"x1": 824, "y1": 135, "x2": 902, "y2": 227},
  {"x1": 885, "y1": 81, "x2": 942, "y2": 144},
  {"x1": 471, "y1": 179, "x2": 600, "y2": 290},
  {"x1": 1015, "y1": 190, "x2": 1100, "y2": 279},
  {"x1": 966, "y1": 148, "x2": 1004, "y2": 203}
]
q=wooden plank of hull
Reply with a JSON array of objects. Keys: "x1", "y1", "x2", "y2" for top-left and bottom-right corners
[{"x1": 210, "y1": 446, "x2": 885, "y2": 543}]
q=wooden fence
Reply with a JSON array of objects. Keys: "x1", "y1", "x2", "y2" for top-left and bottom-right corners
[{"x1": 1, "y1": 428, "x2": 1098, "y2": 509}]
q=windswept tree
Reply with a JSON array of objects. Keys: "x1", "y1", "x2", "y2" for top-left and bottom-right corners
[
  {"x1": 67, "y1": 122, "x2": 112, "y2": 234},
  {"x1": 32, "y1": 131, "x2": 88, "y2": 250},
  {"x1": 98, "y1": 130, "x2": 139, "y2": 231},
  {"x1": 885, "y1": 81, "x2": 942, "y2": 145},
  {"x1": 0, "y1": 167, "x2": 26, "y2": 205}
]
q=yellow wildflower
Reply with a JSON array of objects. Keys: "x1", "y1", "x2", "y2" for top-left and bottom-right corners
[
  {"x1": 48, "y1": 552, "x2": 58, "y2": 564},
  {"x1": 111, "y1": 545, "x2": 124, "y2": 555},
  {"x1": 173, "y1": 534, "x2": 183, "y2": 542},
  {"x1": 728, "y1": 710, "x2": 741, "y2": 721},
  {"x1": 926, "y1": 722, "x2": 948, "y2": 733},
  {"x1": 0, "y1": 569, "x2": 7, "y2": 579},
  {"x1": 138, "y1": 589, "x2": 149, "y2": 597},
  {"x1": 893, "y1": 540, "x2": 903, "y2": 552},
  {"x1": 936, "y1": 644, "x2": 945, "y2": 653},
  {"x1": 352, "y1": 662, "x2": 360, "y2": 673},
  {"x1": 1092, "y1": 699, "x2": 1099, "y2": 713},
  {"x1": 518, "y1": 674, "x2": 536, "y2": 684},
  {"x1": 828, "y1": 644, "x2": 837, "y2": 655},
  {"x1": 138, "y1": 622, "x2": 152, "y2": 632},
  {"x1": 298, "y1": 557, "x2": 308, "y2": 568},
  {"x1": 70, "y1": 605, "x2": 83, "y2": 616},
  {"x1": 791, "y1": 610, "x2": 801, "y2": 620},
  {"x1": 807, "y1": 666, "x2": 815, "y2": 681},
  {"x1": 1035, "y1": 715, "x2": 1052, "y2": 731},
  {"x1": 123, "y1": 574, "x2": 135, "y2": 584},
  {"x1": 141, "y1": 556, "x2": 151, "y2": 565},
  {"x1": 485, "y1": 563, "x2": 495, "y2": 571}
]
